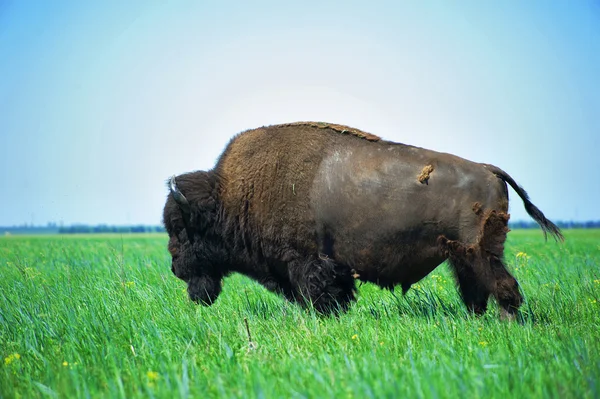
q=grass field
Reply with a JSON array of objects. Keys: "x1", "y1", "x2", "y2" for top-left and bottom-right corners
[{"x1": 1, "y1": 230, "x2": 599, "y2": 398}]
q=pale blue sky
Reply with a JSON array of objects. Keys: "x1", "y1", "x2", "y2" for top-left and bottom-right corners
[{"x1": 1, "y1": 1, "x2": 599, "y2": 225}]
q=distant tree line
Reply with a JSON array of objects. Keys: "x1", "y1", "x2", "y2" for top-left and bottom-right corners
[
  {"x1": 508, "y1": 220, "x2": 600, "y2": 229},
  {"x1": 50, "y1": 221, "x2": 600, "y2": 233},
  {"x1": 1, "y1": 223, "x2": 165, "y2": 235},
  {"x1": 2, "y1": 221, "x2": 600, "y2": 236},
  {"x1": 57, "y1": 224, "x2": 166, "y2": 234}
]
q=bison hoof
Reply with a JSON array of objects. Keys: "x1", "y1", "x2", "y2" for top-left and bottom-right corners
[{"x1": 499, "y1": 307, "x2": 518, "y2": 321}]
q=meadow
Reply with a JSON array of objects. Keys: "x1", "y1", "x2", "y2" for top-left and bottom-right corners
[{"x1": 1, "y1": 230, "x2": 598, "y2": 398}]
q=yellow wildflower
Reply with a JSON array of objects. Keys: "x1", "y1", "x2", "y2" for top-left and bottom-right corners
[
  {"x1": 589, "y1": 299, "x2": 597, "y2": 305},
  {"x1": 516, "y1": 252, "x2": 528, "y2": 259},
  {"x1": 4, "y1": 353, "x2": 21, "y2": 365},
  {"x1": 479, "y1": 341, "x2": 488, "y2": 347},
  {"x1": 62, "y1": 361, "x2": 69, "y2": 367},
  {"x1": 147, "y1": 371, "x2": 159, "y2": 381},
  {"x1": 351, "y1": 334, "x2": 358, "y2": 340},
  {"x1": 379, "y1": 341, "x2": 384, "y2": 346}
]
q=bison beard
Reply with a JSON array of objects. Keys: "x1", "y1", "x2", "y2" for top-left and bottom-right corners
[{"x1": 162, "y1": 122, "x2": 563, "y2": 319}]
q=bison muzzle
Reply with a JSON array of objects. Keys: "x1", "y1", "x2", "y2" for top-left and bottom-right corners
[{"x1": 162, "y1": 122, "x2": 563, "y2": 318}]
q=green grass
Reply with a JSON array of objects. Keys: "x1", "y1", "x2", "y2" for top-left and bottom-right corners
[{"x1": 1, "y1": 230, "x2": 599, "y2": 398}]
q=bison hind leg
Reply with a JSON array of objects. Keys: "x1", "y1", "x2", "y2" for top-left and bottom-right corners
[
  {"x1": 439, "y1": 236, "x2": 490, "y2": 315},
  {"x1": 490, "y1": 257, "x2": 523, "y2": 320},
  {"x1": 439, "y1": 209, "x2": 524, "y2": 319},
  {"x1": 289, "y1": 256, "x2": 356, "y2": 314},
  {"x1": 447, "y1": 249, "x2": 523, "y2": 319},
  {"x1": 479, "y1": 210, "x2": 524, "y2": 318},
  {"x1": 450, "y1": 255, "x2": 490, "y2": 314}
]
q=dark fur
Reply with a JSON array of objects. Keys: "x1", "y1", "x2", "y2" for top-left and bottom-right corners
[{"x1": 162, "y1": 122, "x2": 563, "y2": 317}]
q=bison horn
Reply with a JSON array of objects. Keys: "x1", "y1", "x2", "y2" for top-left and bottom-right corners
[
  {"x1": 169, "y1": 175, "x2": 195, "y2": 243},
  {"x1": 169, "y1": 175, "x2": 191, "y2": 215}
]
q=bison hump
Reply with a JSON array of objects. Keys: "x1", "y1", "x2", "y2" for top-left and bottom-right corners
[{"x1": 280, "y1": 122, "x2": 381, "y2": 142}]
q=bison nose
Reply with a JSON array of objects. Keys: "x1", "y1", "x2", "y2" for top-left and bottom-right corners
[{"x1": 187, "y1": 275, "x2": 221, "y2": 306}]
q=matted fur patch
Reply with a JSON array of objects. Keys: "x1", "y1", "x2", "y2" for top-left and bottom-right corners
[{"x1": 417, "y1": 164, "x2": 434, "y2": 184}]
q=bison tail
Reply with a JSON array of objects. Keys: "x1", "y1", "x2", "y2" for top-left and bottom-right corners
[{"x1": 483, "y1": 164, "x2": 564, "y2": 242}]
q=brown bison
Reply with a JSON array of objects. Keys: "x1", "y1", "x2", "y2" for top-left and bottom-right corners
[{"x1": 162, "y1": 122, "x2": 563, "y2": 318}]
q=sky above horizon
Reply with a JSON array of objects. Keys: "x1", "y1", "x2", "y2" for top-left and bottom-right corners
[{"x1": 1, "y1": 1, "x2": 599, "y2": 226}]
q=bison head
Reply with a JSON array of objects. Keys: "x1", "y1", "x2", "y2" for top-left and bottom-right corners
[{"x1": 163, "y1": 171, "x2": 225, "y2": 305}]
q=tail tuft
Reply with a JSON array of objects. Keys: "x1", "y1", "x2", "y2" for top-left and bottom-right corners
[{"x1": 523, "y1": 201, "x2": 564, "y2": 242}]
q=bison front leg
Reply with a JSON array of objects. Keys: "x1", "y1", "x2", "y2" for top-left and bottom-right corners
[
  {"x1": 256, "y1": 275, "x2": 296, "y2": 301},
  {"x1": 288, "y1": 256, "x2": 356, "y2": 314}
]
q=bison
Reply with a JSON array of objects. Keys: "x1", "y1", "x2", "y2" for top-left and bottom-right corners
[{"x1": 162, "y1": 122, "x2": 563, "y2": 318}]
